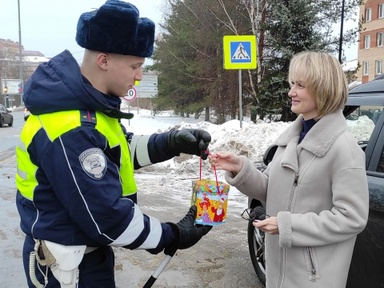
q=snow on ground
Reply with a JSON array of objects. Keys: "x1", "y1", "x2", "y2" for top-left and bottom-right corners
[
  {"x1": 122, "y1": 107, "x2": 373, "y2": 167},
  {"x1": 3, "y1": 107, "x2": 372, "y2": 287},
  {"x1": 120, "y1": 107, "x2": 374, "y2": 216}
]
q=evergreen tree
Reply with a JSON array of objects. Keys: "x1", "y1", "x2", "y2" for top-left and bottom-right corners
[
  {"x1": 150, "y1": 0, "x2": 250, "y2": 123},
  {"x1": 252, "y1": 0, "x2": 360, "y2": 121},
  {"x1": 151, "y1": 0, "x2": 360, "y2": 122}
]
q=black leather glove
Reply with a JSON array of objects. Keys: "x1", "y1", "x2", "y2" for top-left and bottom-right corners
[
  {"x1": 249, "y1": 206, "x2": 269, "y2": 221},
  {"x1": 167, "y1": 129, "x2": 211, "y2": 159},
  {"x1": 164, "y1": 205, "x2": 212, "y2": 256}
]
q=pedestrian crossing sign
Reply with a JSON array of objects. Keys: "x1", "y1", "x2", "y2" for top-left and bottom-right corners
[{"x1": 223, "y1": 35, "x2": 257, "y2": 70}]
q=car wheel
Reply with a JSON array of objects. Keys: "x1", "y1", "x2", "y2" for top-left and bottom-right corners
[
  {"x1": 247, "y1": 205, "x2": 266, "y2": 286},
  {"x1": 8, "y1": 118, "x2": 13, "y2": 127},
  {"x1": 0, "y1": 117, "x2": 3, "y2": 127}
]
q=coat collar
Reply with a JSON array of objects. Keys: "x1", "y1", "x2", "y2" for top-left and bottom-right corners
[{"x1": 275, "y1": 110, "x2": 347, "y2": 158}]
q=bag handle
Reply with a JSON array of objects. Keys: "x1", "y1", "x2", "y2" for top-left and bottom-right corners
[{"x1": 200, "y1": 150, "x2": 222, "y2": 195}]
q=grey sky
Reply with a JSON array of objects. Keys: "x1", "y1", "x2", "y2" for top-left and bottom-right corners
[{"x1": 1, "y1": 0, "x2": 164, "y2": 62}]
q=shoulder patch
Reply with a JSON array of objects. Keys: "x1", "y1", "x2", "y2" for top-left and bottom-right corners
[{"x1": 79, "y1": 148, "x2": 107, "y2": 180}]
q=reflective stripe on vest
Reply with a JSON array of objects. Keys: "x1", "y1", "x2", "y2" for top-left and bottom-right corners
[{"x1": 16, "y1": 110, "x2": 136, "y2": 200}]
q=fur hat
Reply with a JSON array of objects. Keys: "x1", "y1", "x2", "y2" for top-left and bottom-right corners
[{"x1": 75, "y1": 0, "x2": 155, "y2": 57}]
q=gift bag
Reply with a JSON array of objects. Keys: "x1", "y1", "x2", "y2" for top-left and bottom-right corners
[{"x1": 191, "y1": 153, "x2": 230, "y2": 226}]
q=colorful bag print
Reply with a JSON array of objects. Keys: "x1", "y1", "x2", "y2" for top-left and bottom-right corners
[{"x1": 191, "y1": 152, "x2": 230, "y2": 226}]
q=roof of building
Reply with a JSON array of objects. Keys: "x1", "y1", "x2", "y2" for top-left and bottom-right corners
[
  {"x1": 24, "y1": 55, "x2": 50, "y2": 63},
  {"x1": 23, "y1": 50, "x2": 45, "y2": 57}
]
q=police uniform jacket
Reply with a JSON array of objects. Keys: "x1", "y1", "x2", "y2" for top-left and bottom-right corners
[{"x1": 16, "y1": 50, "x2": 176, "y2": 253}]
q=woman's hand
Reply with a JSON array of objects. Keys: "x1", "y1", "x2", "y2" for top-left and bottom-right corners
[
  {"x1": 253, "y1": 216, "x2": 279, "y2": 235},
  {"x1": 209, "y1": 151, "x2": 243, "y2": 174}
]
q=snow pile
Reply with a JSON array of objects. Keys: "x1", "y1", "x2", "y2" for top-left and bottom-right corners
[{"x1": 122, "y1": 108, "x2": 374, "y2": 177}]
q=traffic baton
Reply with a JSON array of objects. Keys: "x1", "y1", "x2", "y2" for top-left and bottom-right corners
[{"x1": 143, "y1": 251, "x2": 176, "y2": 288}]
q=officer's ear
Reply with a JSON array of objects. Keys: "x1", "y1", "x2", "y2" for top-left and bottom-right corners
[{"x1": 97, "y1": 53, "x2": 110, "y2": 71}]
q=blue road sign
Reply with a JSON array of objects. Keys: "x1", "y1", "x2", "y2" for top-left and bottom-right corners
[
  {"x1": 230, "y1": 42, "x2": 252, "y2": 63},
  {"x1": 223, "y1": 35, "x2": 257, "y2": 70}
]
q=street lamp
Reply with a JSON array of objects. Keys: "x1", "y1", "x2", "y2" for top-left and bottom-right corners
[
  {"x1": 338, "y1": 0, "x2": 345, "y2": 63},
  {"x1": 18, "y1": 0, "x2": 24, "y2": 105}
]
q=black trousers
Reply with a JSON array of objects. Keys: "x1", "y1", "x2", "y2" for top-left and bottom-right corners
[{"x1": 22, "y1": 236, "x2": 116, "y2": 288}]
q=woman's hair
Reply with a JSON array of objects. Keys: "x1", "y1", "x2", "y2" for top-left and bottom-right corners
[{"x1": 288, "y1": 51, "x2": 348, "y2": 118}]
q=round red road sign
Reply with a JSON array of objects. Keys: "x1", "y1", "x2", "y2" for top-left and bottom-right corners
[{"x1": 124, "y1": 87, "x2": 137, "y2": 102}]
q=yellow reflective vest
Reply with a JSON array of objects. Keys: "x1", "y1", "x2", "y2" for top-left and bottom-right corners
[{"x1": 17, "y1": 110, "x2": 136, "y2": 200}]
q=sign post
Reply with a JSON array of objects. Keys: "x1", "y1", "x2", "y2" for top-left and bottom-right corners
[
  {"x1": 223, "y1": 35, "x2": 257, "y2": 128},
  {"x1": 1, "y1": 79, "x2": 23, "y2": 95},
  {"x1": 136, "y1": 75, "x2": 158, "y2": 98},
  {"x1": 134, "y1": 74, "x2": 158, "y2": 114}
]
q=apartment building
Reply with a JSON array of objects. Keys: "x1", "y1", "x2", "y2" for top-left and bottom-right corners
[
  {"x1": 0, "y1": 38, "x2": 49, "y2": 107},
  {"x1": 358, "y1": 0, "x2": 384, "y2": 83}
]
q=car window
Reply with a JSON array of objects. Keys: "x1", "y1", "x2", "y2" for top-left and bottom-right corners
[
  {"x1": 0, "y1": 104, "x2": 6, "y2": 113},
  {"x1": 346, "y1": 105, "x2": 384, "y2": 172},
  {"x1": 346, "y1": 105, "x2": 381, "y2": 143}
]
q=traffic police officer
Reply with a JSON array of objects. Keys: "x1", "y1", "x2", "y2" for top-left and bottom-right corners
[{"x1": 16, "y1": 1, "x2": 212, "y2": 287}]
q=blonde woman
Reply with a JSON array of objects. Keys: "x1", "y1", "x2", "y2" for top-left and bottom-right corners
[{"x1": 210, "y1": 51, "x2": 369, "y2": 288}]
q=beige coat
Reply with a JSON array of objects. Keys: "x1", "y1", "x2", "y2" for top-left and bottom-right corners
[{"x1": 226, "y1": 110, "x2": 369, "y2": 288}]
